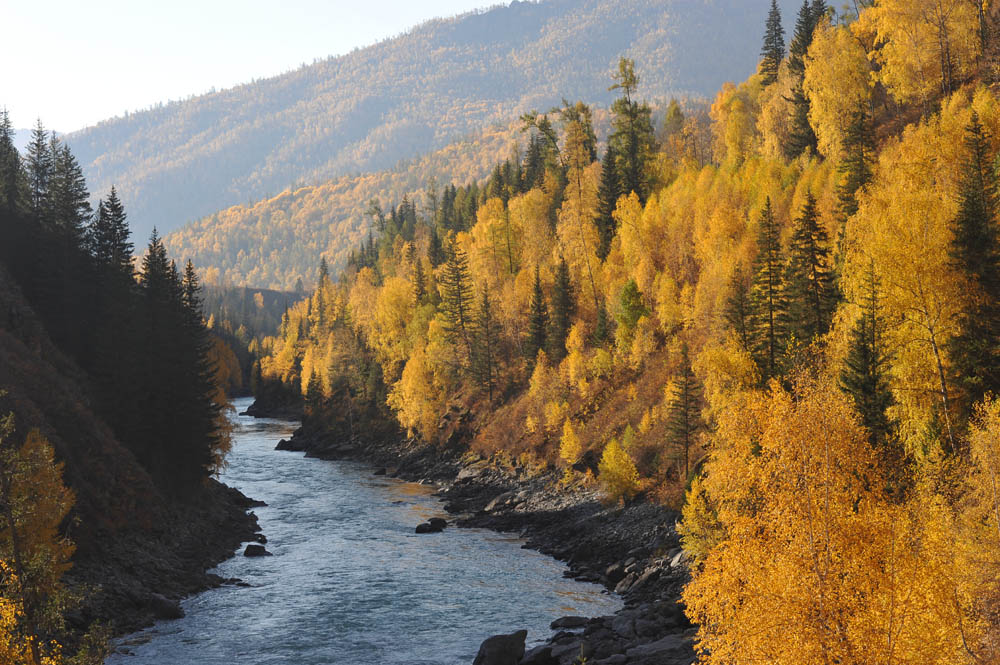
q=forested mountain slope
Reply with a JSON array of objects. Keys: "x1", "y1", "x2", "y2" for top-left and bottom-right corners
[{"x1": 70, "y1": 0, "x2": 800, "y2": 243}]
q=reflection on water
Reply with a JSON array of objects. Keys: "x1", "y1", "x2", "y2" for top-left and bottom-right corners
[{"x1": 105, "y1": 398, "x2": 620, "y2": 665}]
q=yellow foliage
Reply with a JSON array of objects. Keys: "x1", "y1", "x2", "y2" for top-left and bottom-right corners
[
  {"x1": 598, "y1": 438, "x2": 639, "y2": 503},
  {"x1": 559, "y1": 419, "x2": 582, "y2": 465}
]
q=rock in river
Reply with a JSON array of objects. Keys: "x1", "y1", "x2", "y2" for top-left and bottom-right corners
[
  {"x1": 472, "y1": 629, "x2": 527, "y2": 665},
  {"x1": 415, "y1": 517, "x2": 447, "y2": 533},
  {"x1": 244, "y1": 544, "x2": 272, "y2": 557}
]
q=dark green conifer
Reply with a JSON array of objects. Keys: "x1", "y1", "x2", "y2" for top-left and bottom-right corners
[
  {"x1": 527, "y1": 266, "x2": 548, "y2": 362},
  {"x1": 473, "y1": 286, "x2": 499, "y2": 401},
  {"x1": 25, "y1": 119, "x2": 52, "y2": 224},
  {"x1": 948, "y1": 112, "x2": 1000, "y2": 416},
  {"x1": 549, "y1": 256, "x2": 576, "y2": 360},
  {"x1": 608, "y1": 57, "x2": 658, "y2": 204},
  {"x1": 760, "y1": 0, "x2": 786, "y2": 86},
  {"x1": 784, "y1": 193, "x2": 836, "y2": 344},
  {"x1": 723, "y1": 265, "x2": 752, "y2": 349},
  {"x1": 836, "y1": 106, "x2": 876, "y2": 223},
  {"x1": 440, "y1": 241, "x2": 475, "y2": 362},
  {"x1": 412, "y1": 256, "x2": 427, "y2": 303},
  {"x1": 666, "y1": 342, "x2": 704, "y2": 481},
  {"x1": 595, "y1": 146, "x2": 620, "y2": 260}
]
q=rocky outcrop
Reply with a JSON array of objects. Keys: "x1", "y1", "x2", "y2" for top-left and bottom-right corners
[{"x1": 473, "y1": 629, "x2": 527, "y2": 665}]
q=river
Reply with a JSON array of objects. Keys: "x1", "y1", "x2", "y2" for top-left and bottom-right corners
[{"x1": 105, "y1": 397, "x2": 621, "y2": 664}]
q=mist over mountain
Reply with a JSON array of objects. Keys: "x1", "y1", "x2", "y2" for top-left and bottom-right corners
[{"x1": 69, "y1": 0, "x2": 798, "y2": 245}]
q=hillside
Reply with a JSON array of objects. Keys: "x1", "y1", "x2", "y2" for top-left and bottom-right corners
[
  {"x1": 70, "y1": 0, "x2": 800, "y2": 244},
  {"x1": 164, "y1": 118, "x2": 532, "y2": 289}
]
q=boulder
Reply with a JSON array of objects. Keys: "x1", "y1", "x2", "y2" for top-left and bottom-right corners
[
  {"x1": 148, "y1": 593, "x2": 184, "y2": 620},
  {"x1": 254, "y1": 533, "x2": 268, "y2": 544},
  {"x1": 550, "y1": 615, "x2": 589, "y2": 630},
  {"x1": 485, "y1": 491, "x2": 519, "y2": 512},
  {"x1": 624, "y1": 633, "x2": 695, "y2": 665},
  {"x1": 428, "y1": 517, "x2": 448, "y2": 530},
  {"x1": 243, "y1": 544, "x2": 272, "y2": 557},
  {"x1": 472, "y1": 629, "x2": 527, "y2": 665},
  {"x1": 373, "y1": 467, "x2": 387, "y2": 476},
  {"x1": 520, "y1": 644, "x2": 557, "y2": 664},
  {"x1": 604, "y1": 562, "x2": 626, "y2": 585},
  {"x1": 415, "y1": 521, "x2": 445, "y2": 534}
]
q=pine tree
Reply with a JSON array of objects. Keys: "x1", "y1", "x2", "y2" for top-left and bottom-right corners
[
  {"x1": 527, "y1": 266, "x2": 548, "y2": 362},
  {"x1": 839, "y1": 263, "x2": 895, "y2": 449},
  {"x1": 949, "y1": 112, "x2": 1000, "y2": 416},
  {"x1": 549, "y1": 256, "x2": 576, "y2": 360},
  {"x1": 836, "y1": 106, "x2": 876, "y2": 223},
  {"x1": 749, "y1": 198, "x2": 788, "y2": 382},
  {"x1": 595, "y1": 145, "x2": 620, "y2": 260},
  {"x1": 428, "y1": 227, "x2": 445, "y2": 267},
  {"x1": 49, "y1": 141, "x2": 90, "y2": 242},
  {"x1": 666, "y1": 342, "x2": 704, "y2": 481},
  {"x1": 784, "y1": 193, "x2": 836, "y2": 344},
  {"x1": 440, "y1": 241, "x2": 475, "y2": 363},
  {"x1": 608, "y1": 57, "x2": 658, "y2": 204},
  {"x1": 760, "y1": 0, "x2": 786, "y2": 86},
  {"x1": 0, "y1": 109, "x2": 24, "y2": 215}
]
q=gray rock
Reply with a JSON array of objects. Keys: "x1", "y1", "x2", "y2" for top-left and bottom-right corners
[
  {"x1": 670, "y1": 550, "x2": 691, "y2": 569},
  {"x1": 610, "y1": 615, "x2": 635, "y2": 639},
  {"x1": 605, "y1": 562, "x2": 626, "y2": 584},
  {"x1": 243, "y1": 544, "x2": 271, "y2": 557},
  {"x1": 415, "y1": 521, "x2": 445, "y2": 533},
  {"x1": 632, "y1": 566, "x2": 661, "y2": 589},
  {"x1": 593, "y1": 656, "x2": 627, "y2": 665},
  {"x1": 614, "y1": 571, "x2": 637, "y2": 594},
  {"x1": 428, "y1": 517, "x2": 447, "y2": 530},
  {"x1": 148, "y1": 593, "x2": 183, "y2": 619},
  {"x1": 485, "y1": 491, "x2": 518, "y2": 512},
  {"x1": 519, "y1": 644, "x2": 556, "y2": 664},
  {"x1": 624, "y1": 633, "x2": 695, "y2": 665},
  {"x1": 550, "y1": 615, "x2": 588, "y2": 629},
  {"x1": 472, "y1": 629, "x2": 527, "y2": 665}
]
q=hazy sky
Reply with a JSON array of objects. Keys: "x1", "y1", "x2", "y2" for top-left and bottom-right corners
[{"x1": 4, "y1": 0, "x2": 495, "y2": 132}]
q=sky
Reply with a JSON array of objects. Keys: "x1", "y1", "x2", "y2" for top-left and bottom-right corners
[{"x1": 3, "y1": 0, "x2": 496, "y2": 133}]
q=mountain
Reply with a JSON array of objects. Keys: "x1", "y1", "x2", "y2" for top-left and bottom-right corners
[
  {"x1": 13, "y1": 128, "x2": 34, "y2": 153},
  {"x1": 70, "y1": 0, "x2": 800, "y2": 245}
]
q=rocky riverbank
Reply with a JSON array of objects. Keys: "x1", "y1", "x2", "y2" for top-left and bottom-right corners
[
  {"x1": 67, "y1": 480, "x2": 265, "y2": 638},
  {"x1": 271, "y1": 405, "x2": 698, "y2": 665}
]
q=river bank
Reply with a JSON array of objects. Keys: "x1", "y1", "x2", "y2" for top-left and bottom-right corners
[{"x1": 272, "y1": 404, "x2": 697, "y2": 665}]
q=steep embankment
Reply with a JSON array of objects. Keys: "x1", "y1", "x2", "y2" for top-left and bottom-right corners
[
  {"x1": 71, "y1": 0, "x2": 801, "y2": 245},
  {"x1": 0, "y1": 264, "x2": 261, "y2": 636}
]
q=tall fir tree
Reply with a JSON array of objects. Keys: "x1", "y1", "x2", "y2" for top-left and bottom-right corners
[
  {"x1": 784, "y1": 193, "x2": 837, "y2": 344},
  {"x1": 549, "y1": 256, "x2": 576, "y2": 360},
  {"x1": 24, "y1": 119, "x2": 52, "y2": 226},
  {"x1": 608, "y1": 57, "x2": 658, "y2": 204},
  {"x1": 836, "y1": 106, "x2": 876, "y2": 223},
  {"x1": 760, "y1": 0, "x2": 786, "y2": 86},
  {"x1": 527, "y1": 266, "x2": 548, "y2": 362},
  {"x1": 948, "y1": 112, "x2": 1000, "y2": 417},
  {"x1": 723, "y1": 265, "x2": 752, "y2": 349},
  {"x1": 839, "y1": 263, "x2": 895, "y2": 450},
  {"x1": 749, "y1": 198, "x2": 788, "y2": 382},
  {"x1": 473, "y1": 285, "x2": 499, "y2": 401},
  {"x1": 595, "y1": 145, "x2": 621, "y2": 260},
  {"x1": 784, "y1": 0, "x2": 823, "y2": 158},
  {"x1": 412, "y1": 256, "x2": 427, "y2": 303},
  {"x1": 666, "y1": 342, "x2": 704, "y2": 481}
]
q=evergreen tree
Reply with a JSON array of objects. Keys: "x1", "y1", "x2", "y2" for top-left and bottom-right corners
[
  {"x1": 839, "y1": 264, "x2": 895, "y2": 449},
  {"x1": 473, "y1": 285, "x2": 499, "y2": 401},
  {"x1": 948, "y1": 112, "x2": 1000, "y2": 416},
  {"x1": 440, "y1": 241, "x2": 475, "y2": 362},
  {"x1": 836, "y1": 106, "x2": 876, "y2": 223},
  {"x1": 428, "y1": 227, "x2": 445, "y2": 267},
  {"x1": 666, "y1": 342, "x2": 704, "y2": 481},
  {"x1": 527, "y1": 266, "x2": 548, "y2": 362},
  {"x1": 24, "y1": 119, "x2": 52, "y2": 225},
  {"x1": 749, "y1": 198, "x2": 787, "y2": 382},
  {"x1": 549, "y1": 256, "x2": 576, "y2": 360},
  {"x1": 0, "y1": 109, "x2": 24, "y2": 215},
  {"x1": 723, "y1": 265, "x2": 752, "y2": 349},
  {"x1": 760, "y1": 0, "x2": 786, "y2": 86},
  {"x1": 784, "y1": 0, "x2": 823, "y2": 158},
  {"x1": 595, "y1": 145, "x2": 620, "y2": 260},
  {"x1": 784, "y1": 193, "x2": 836, "y2": 344},
  {"x1": 412, "y1": 256, "x2": 427, "y2": 303},
  {"x1": 49, "y1": 141, "x2": 90, "y2": 242},
  {"x1": 608, "y1": 57, "x2": 658, "y2": 204}
]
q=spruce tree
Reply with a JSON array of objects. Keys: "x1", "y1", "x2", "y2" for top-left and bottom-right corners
[
  {"x1": 440, "y1": 241, "x2": 475, "y2": 362},
  {"x1": 549, "y1": 256, "x2": 576, "y2": 360},
  {"x1": 836, "y1": 106, "x2": 876, "y2": 223},
  {"x1": 473, "y1": 286, "x2": 499, "y2": 401},
  {"x1": 608, "y1": 57, "x2": 658, "y2": 204},
  {"x1": 0, "y1": 109, "x2": 24, "y2": 215},
  {"x1": 666, "y1": 342, "x2": 704, "y2": 481},
  {"x1": 948, "y1": 112, "x2": 1000, "y2": 416},
  {"x1": 723, "y1": 265, "x2": 752, "y2": 349},
  {"x1": 784, "y1": 193, "x2": 836, "y2": 344},
  {"x1": 24, "y1": 119, "x2": 52, "y2": 225},
  {"x1": 595, "y1": 145, "x2": 620, "y2": 260},
  {"x1": 784, "y1": 0, "x2": 822, "y2": 159},
  {"x1": 760, "y1": 0, "x2": 786, "y2": 87},
  {"x1": 527, "y1": 265, "x2": 548, "y2": 362},
  {"x1": 839, "y1": 264, "x2": 895, "y2": 449},
  {"x1": 749, "y1": 198, "x2": 787, "y2": 382},
  {"x1": 412, "y1": 256, "x2": 427, "y2": 303}
]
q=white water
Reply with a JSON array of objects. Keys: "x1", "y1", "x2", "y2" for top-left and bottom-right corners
[{"x1": 105, "y1": 398, "x2": 620, "y2": 664}]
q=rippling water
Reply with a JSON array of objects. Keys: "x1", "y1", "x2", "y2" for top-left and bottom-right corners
[{"x1": 105, "y1": 398, "x2": 620, "y2": 665}]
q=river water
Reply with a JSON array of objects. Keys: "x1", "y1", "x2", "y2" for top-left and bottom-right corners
[{"x1": 105, "y1": 398, "x2": 620, "y2": 665}]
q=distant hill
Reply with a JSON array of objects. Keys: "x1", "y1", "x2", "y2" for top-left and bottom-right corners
[
  {"x1": 13, "y1": 129, "x2": 33, "y2": 153},
  {"x1": 71, "y1": 0, "x2": 800, "y2": 244},
  {"x1": 165, "y1": 119, "x2": 527, "y2": 289}
]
